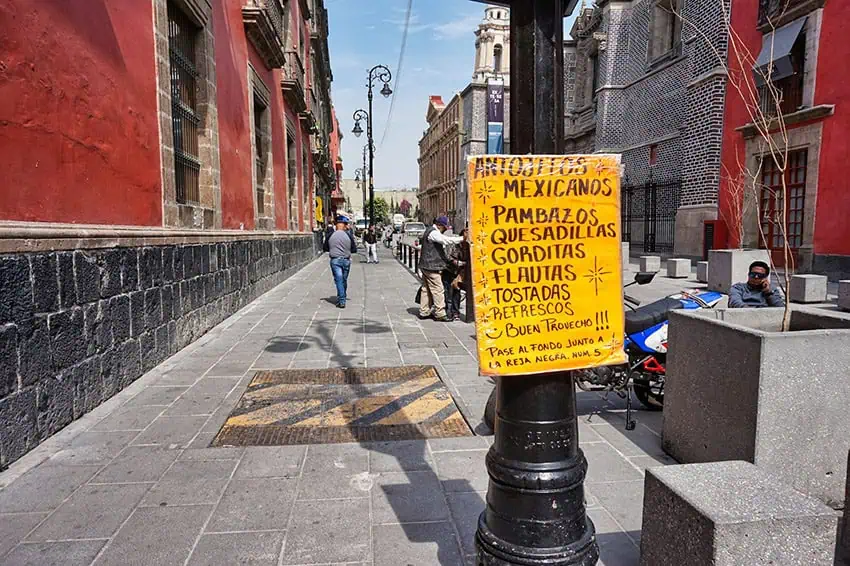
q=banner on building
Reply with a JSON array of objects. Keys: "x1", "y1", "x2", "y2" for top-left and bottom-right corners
[
  {"x1": 486, "y1": 82, "x2": 504, "y2": 154},
  {"x1": 467, "y1": 154, "x2": 626, "y2": 376}
]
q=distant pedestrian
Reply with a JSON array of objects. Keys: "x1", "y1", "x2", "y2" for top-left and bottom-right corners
[
  {"x1": 323, "y1": 215, "x2": 357, "y2": 308},
  {"x1": 364, "y1": 227, "x2": 379, "y2": 264},
  {"x1": 418, "y1": 216, "x2": 463, "y2": 321}
]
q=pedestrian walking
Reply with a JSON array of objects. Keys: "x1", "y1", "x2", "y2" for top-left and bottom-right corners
[
  {"x1": 418, "y1": 216, "x2": 463, "y2": 321},
  {"x1": 364, "y1": 226, "x2": 379, "y2": 264},
  {"x1": 441, "y1": 228, "x2": 469, "y2": 321},
  {"x1": 323, "y1": 215, "x2": 357, "y2": 308}
]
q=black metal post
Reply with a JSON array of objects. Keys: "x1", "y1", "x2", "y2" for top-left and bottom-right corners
[
  {"x1": 367, "y1": 86, "x2": 375, "y2": 231},
  {"x1": 475, "y1": 1, "x2": 598, "y2": 565}
]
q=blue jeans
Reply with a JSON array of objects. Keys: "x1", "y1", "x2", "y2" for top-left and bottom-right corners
[{"x1": 330, "y1": 257, "x2": 351, "y2": 304}]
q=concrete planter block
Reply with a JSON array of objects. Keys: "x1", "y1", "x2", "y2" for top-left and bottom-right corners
[
  {"x1": 789, "y1": 274, "x2": 828, "y2": 304},
  {"x1": 640, "y1": 255, "x2": 661, "y2": 273},
  {"x1": 707, "y1": 248, "x2": 771, "y2": 294},
  {"x1": 640, "y1": 461, "x2": 839, "y2": 566},
  {"x1": 666, "y1": 258, "x2": 690, "y2": 279},
  {"x1": 621, "y1": 242, "x2": 630, "y2": 272},
  {"x1": 838, "y1": 280, "x2": 850, "y2": 312},
  {"x1": 696, "y1": 261, "x2": 709, "y2": 283},
  {"x1": 663, "y1": 307, "x2": 850, "y2": 507}
]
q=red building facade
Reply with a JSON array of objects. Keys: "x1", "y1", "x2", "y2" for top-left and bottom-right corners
[
  {"x1": 718, "y1": 0, "x2": 850, "y2": 278},
  {"x1": 0, "y1": 0, "x2": 339, "y2": 468},
  {"x1": 0, "y1": 0, "x2": 338, "y2": 233}
]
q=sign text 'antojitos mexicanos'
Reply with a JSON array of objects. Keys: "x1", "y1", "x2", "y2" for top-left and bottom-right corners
[{"x1": 468, "y1": 155, "x2": 626, "y2": 376}]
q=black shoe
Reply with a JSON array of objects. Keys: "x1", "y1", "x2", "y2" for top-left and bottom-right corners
[
  {"x1": 337, "y1": 302, "x2": 346, "y2": 309},
  {"x1": 433, "y1": 315, "x2": 448, "y2": 322}
]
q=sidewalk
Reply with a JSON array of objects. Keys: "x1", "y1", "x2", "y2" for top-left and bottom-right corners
[{"x1": 0, "y1": 250, "x2": 672, "y2": 566}]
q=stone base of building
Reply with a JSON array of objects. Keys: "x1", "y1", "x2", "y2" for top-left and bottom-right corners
[
  {"x1": 673, "y1": 204, "x2": 717, "y2": 259},
  {"x1": 812, "y1": 254, "x2": 850, "y2": 282},
  {"x1": 0, "y1": 226, "x2": 321, "y2": 469}
]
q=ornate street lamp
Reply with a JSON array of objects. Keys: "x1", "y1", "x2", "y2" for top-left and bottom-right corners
[{"x1": 350, "y1": 65, "x2": 392, "y2": 230}]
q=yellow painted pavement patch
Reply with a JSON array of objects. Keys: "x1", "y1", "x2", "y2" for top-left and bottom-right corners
[{"x1": 212, "y1": 366, "x2": 473, "y2": 446}]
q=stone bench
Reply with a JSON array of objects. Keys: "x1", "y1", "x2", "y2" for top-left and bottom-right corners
[
  {"x1": 839, "y1": 280, "x2": 850, "y2": 312},
  {"x1": 640, "y1": 461, "x2": 840, "y2": 566},
  {"x1": 789, "y1": 274, "x2": 828, "y2": 304},
  {"x1": 666, "y1": 258, "x2": 690, "y2": 279},
  {"x1": 640, "y1": 255, "x2": 660, "y2": 273},
  {"x1": 696, "y1": 261, "x2": 708, "y2": 283}
]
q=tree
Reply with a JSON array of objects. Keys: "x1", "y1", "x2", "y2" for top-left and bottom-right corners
[
  {"x1": 364, "y1": 196, "x2": 390, "y2": 224},
  {"x1": 674, "y1": 1, "x2": 795, "y2": 329},
  {"x1": 399, "y1": 199, "x2": 412, "y2": 216}
]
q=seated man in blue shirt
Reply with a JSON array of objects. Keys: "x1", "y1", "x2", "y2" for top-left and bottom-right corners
[{"x1": 728, "y1": 261, "x2": 785, "y2": 308}]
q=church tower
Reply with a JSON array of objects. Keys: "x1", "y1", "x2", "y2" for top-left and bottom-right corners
[{"x1": 472, "y1": 5, "x2": 510, "y2": 85}]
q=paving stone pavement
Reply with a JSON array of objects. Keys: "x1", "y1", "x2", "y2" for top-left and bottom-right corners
[{"x1": 0, "y1": 248, "x2": 685, "y2": 566}]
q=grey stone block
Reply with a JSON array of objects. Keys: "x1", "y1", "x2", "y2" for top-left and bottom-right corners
[
  {"x1": 48, "y1": 306, "x2": 85, "y2": 371},
  {"x1": 2, "y1": 540, "x2": 106, "y2": 566},
  {"x1": 666, "y1": 258, "x2": 690, "y2": 278},
  {"x1": 663, "y1": 307, "x2": 850, "y2": 506},
  {"x1": 207, "y1": 478, "x2": 297, "y2": 532},
  {"x1": 696, "y1": 261, "x2": 708, "y2": 283},
  {"x1": 0, "y1": 324, "x2": 17, "y2": 397},
  {"x1": 789, "y1": 274, "x2": 828, "y2": 304},
  {"x1": 188, "y1": 532, "x2": 284, "y2": 566},
  {"x1": 640, "y1": 461, "x2": 839, "y2": 566},
  {"x1": 373, "y1": 521, "x2": 463, "y2": 566},
  {"x1": 0, "y1": 387, "x2": 38, "y2": 466},
  {"x1": 30, "y1": 253, "x2": 59, "y2": 312},
  {"x1": 26, "y1": 483, "x2": 149, "y2": 541},
  {"x1": 0, "y1": 511, "x2": 48, "y2": 558},
  {"x1": 74, "y1": 250, "x2": 101, "y2": 304},
  {"x1": 621, "y1": 241, "x2": 630, "y2": 272},
  {"x1": 371, "y1": 471, "x2": 449, "y2": 524},
  {"x1": 94, "y1": 504, "x2": 212, "y2": 566},
  {"x1": 839, "y1": 280, "x2": 850, "y2": 312},
  {"x1": 639, "y1": 255, "x2": 661, "y2": 272},
  {"x1": 90, "y1": 445, "x2": 180, "y2": 483},
  {"x1": 707, "y1": 248, "x2": 770, "y2": 294},
  {"x1": 234, "y1": 446, "x2": 304, "y2": 478},
  {"x1": 0, "y1": 463, "x2": 100, "y2": 513},
  {"x1": 283, "y1": 499, "x2": 370, "y2": 564}
]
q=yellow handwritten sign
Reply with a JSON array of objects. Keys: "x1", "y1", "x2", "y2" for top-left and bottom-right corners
[{"x1": 468, "y1": 155, "x2": 626, "y2": 376}]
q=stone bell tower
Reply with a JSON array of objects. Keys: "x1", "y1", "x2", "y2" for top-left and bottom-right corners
[{"x1": 472, "y1": 5, "x2": 510, "y2": 85}]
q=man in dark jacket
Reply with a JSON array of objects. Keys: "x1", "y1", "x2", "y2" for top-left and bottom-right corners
[
  {"x1": 324, "y1": 215, "x2": 357, "y2": 308},
  {"x1": 442, "y1": 229, "x2": 468, "y2": 321},
  {"x1": 728, "y1": 261, "x2": 785, "y2": 308},
  {"x1": 418, "y1": 216, "x2": 462, "y2": 321}
]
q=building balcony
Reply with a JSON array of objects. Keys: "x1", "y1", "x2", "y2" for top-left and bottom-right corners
[
  {"x1": 242, "y1": 0, "x2": 286, "y2": 69},
  {"x1": 281, "y1": 50, "x2": 307, "y2": 114}
]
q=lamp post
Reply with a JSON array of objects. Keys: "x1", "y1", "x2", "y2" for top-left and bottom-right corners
[
  {"x1": 351, "y1": 64, "x2": 392, "y2": 230},
  {"x1": 473, "y1": 1, "x2": 599, "y2": 566}
]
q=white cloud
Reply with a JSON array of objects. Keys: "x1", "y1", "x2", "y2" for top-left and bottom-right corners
[{"x1": 432, "y1": 13, "x2": 481, "y2": 40}]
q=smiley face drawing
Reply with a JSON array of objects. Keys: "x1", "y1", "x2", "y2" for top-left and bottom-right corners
[{"x1": 484, "y1": 327, "x2": 503, "y2": 340}]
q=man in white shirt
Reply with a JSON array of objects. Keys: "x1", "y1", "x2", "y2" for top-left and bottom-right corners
[{"x1": 417, "y1": 216, "x2": 463, "y2": 321}]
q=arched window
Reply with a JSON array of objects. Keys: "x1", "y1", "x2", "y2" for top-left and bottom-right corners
[{"x1": 493, "y1": 44, "x2": 503, "y2": 72}]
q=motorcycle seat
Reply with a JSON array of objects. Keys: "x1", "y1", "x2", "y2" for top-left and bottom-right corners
[{"x1": 624, "y1": 297, "x2": 683, "y2": 336}]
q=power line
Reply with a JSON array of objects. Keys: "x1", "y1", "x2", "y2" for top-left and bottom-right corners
[{"x1": 378, "y1": 0, "x2": 413, "y2": 149}]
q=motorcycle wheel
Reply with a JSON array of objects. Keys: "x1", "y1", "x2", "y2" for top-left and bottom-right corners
[
  {"x1": 484, "y1": 387, "x2": 496, "y2": 432},
  {"x1": 633, "y1": 383, "x2": 663, "y2": 411}
]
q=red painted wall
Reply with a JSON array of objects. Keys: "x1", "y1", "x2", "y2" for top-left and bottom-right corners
[
  {"x1": 811, "y1": 0, "x2": 850, "y2": 255},
  {"x1": 214, "y1": 0, "x2": 255, "y2": 230},
  {"x1": 0, "y1": 0, "x2": 162, "y2": 226},
  {"x1": 719, "y1": 0, "x2": 850, "y2": 257},
  {"x1": 717, "y1": 0, "x2": 762, "y2": 249}
]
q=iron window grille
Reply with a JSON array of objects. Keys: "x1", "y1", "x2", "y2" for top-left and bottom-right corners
[{"x1": 167, "y1": 2, "x2": 201, "y2": 205}]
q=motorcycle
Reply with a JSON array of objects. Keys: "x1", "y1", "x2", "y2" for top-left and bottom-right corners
[{"x1": 483, "y1": 272, "x2": 724, "y2": 431}]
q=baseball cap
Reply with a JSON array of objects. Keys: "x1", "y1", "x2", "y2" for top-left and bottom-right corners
[
  {"x1": 435, "y1": 216, "x2": 450, "y2": 227},
  {"x1": 335, "y1": 215, "x2": 350, "y2": 224}
]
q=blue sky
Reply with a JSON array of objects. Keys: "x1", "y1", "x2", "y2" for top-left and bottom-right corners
[{"x1": 326, "y1": 0, "x2": 579, "y2": 188}]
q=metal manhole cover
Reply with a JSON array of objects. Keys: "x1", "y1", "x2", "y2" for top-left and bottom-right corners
[{"x1": 212, "y1": 365, "x2": 473, "y2": 447}]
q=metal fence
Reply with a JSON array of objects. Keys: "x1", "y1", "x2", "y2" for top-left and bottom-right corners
[{"x1": 621, "y1": 179, "x2": 681, "y2": 254}]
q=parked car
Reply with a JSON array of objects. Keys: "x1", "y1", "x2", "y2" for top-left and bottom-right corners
[
  {"x1": 354, "y1": 219, "x2": 368, "y2": 237},
  {"x1": 401, "y1": 222, "x2": 426, "y2": 247}
]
